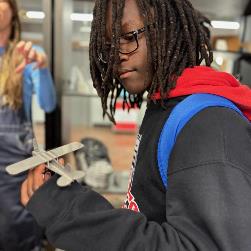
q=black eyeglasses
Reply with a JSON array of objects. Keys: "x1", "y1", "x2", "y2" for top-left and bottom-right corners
[{"x1": 98, "y1": 26, "x2": 147, "y2": 64}]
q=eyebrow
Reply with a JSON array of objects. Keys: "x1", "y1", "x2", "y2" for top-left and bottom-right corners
[
  {"x1": 105, "y1": 21, "x2": 143, "y2": 40},
  {"x1": 122, "y1": 22, "x2": 131, "y2": 30},
  {"x1": 121, "y1": 21, "x2": 142, "y2": 30}
]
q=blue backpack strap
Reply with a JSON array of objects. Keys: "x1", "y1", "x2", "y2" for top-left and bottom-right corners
[{"x1": 157, "y1": 93, "x2": 245, "y2": 189}]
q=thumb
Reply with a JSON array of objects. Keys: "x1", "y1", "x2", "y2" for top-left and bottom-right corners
[{"x1": 59, "y1": 158, "x2": 65, "y2": 165}]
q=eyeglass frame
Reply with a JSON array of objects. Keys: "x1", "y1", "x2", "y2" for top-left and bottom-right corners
[
  {"x1": 98, "y1": 25, "x2": 151, "y2": 64},
  {"x1": 119, "y1": 26, "x2": 146, "y2": 55}
]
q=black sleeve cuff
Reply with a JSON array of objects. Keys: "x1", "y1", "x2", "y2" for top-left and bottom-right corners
[{"x1": 26, "y1": 175, "x2": 88, "y2": 227}]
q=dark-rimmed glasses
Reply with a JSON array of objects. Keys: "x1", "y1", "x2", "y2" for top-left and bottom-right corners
[{"x1": 99, "y1": 26, "x2": 147, "y2": 64}]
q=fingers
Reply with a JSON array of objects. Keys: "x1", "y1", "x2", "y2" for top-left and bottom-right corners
[
  {"x1": 21, "y1": 179, "x2": 29, "y2": 206},
  {"x1": 16, "y1": 40, "x2": 26, "y2": 53},
  {"x1": 27, "y1": 164, "x2": 45, "y2": 197},
  {"x1": 15, "y1": 40, "x2": 48, "y2": 72},
  {"x1": 27, "y1": 169, "x2": 34, "y2": 198},
  {"x1": 44, "y1": 171, "x2": 52, "y2": 182},
  {"x1": 59, "y1": 158, "x2": 65, "y2": 165},
  {"x1": 16, "y1": 40, "x2": 32, "y2": 55},
  {"x1": 35, "y1": 52, "x2": 47, "y2": 69},
  {"x1": 28, "y1": 48, "x2": 36, "y2": 63},
  {"x1": 15, "y1": 41, "x2": 32, "y2": 73},
  {"x1": 33, "y1": 163, "x2": 46, "y2": 191},
  {"x1": 21, "y1": 164, "x2": 48, "y2": 206},
  {"x1": 20, "y1": 159, "x2": 65, "y2": 207},
  {"x1": 23, "y1": 41, "x2": 33, "y2": 60},
  {"x1": 16, "y1": 40, "x2": 33, "y2": 62}
]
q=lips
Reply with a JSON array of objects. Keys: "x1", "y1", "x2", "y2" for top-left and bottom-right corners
[{"x1": 118, "y1": 69, "x2": 135, "y2": 77}]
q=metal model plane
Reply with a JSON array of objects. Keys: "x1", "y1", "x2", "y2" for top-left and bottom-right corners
[{"x1": 6, "y1": 139, "x2": 85, "y2": 187}]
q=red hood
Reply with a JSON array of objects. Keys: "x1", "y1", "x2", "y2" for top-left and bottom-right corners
[{"x1": 152, "y1": 66, "x2": 251, "y2": 121}]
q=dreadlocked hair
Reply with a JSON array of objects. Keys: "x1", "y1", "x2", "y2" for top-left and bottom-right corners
[{"x1": 89, "y1": 0, "x2": 213, "y2": 123}]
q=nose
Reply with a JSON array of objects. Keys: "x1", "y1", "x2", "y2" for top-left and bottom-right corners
[{"x1": 119, "y1": 52, "x2": 130, "y2": 62}]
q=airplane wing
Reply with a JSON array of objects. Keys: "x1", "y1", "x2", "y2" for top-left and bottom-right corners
[
  {"x1": 46, "y1": 142, "x2": 84, "y2": 159},
  {"x1": 6, "y1": 142, "x2": 84, "y2": 175},
  {"x1": 6, "y1": 156, "x2": 48, "y2": 175}
]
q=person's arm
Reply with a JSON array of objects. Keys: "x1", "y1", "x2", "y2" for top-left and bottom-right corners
[
  {"x1": 29, "y1": 45, "x2": 56, "y2": 113},
  {"x1": 23, "y1": 108, "x2": 251, "y2": 251},
  {"x1": 29, "y1": 64, "x2": 56, "y2": 113}
]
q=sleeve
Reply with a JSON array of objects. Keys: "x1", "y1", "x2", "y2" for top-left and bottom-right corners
[
  {"x1": 26, "y1": 108, "x2": 251, "y2": 251},
  {"x1": 29, "y1": 46, "x2": 56, "y2": 113}
]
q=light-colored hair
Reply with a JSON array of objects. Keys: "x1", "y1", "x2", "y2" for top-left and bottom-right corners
[{"x1": 0, "y1": 0, "x2": 23, "y2": 109}]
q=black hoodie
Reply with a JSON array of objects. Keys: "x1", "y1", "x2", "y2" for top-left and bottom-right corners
[{"x1": 27, "y1": 67, "x2": 251, "y2": 251}]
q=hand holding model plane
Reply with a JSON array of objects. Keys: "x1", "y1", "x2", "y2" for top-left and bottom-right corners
[{"x1": 5, "y1": 139, "x2": 85, "y2": 205}]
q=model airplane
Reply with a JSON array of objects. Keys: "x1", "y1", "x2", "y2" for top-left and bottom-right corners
[{"x1": 6, "y1": 139, "x2": 85, "y2": 187}]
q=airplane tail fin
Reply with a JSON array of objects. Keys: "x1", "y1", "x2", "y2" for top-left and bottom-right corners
[
  {"x1": 71, "y1": 170, "x2": 85, "y2": 180},
  {"x1": 57, "y1": 176, "x2": 73, "y2": 187},
  {"x1": 56, "y1": 170, "x2": 85, "y2": 187}
]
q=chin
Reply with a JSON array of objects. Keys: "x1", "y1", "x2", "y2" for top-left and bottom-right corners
[
  {"x1": 123, "y1": 86, "x2": 145, "y2": 95},
  {"x1": 122, "y1": 80, "x2": 146, "y2": 95}
]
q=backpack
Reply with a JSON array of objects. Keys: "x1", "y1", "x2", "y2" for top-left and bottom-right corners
[{"x1": 157, "y1": 93, "x2": 246, "y2": 188}]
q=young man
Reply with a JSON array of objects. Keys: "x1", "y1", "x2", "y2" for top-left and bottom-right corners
[{"x1": 21, "y1": 0, "x2": 251, "y2": 250}]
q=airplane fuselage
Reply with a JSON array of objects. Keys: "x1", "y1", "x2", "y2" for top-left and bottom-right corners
[{"x1": 32, "y1": 150, "x2": 73, "y2": 182}]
